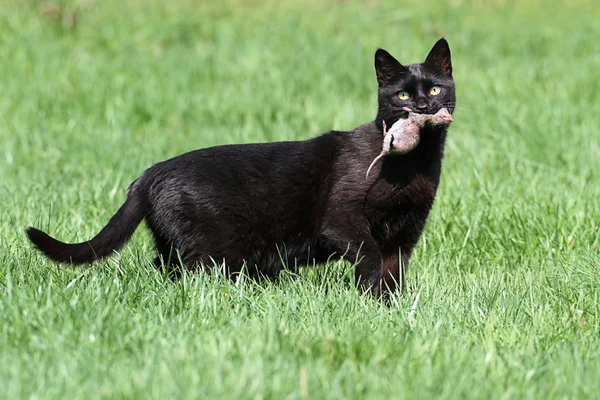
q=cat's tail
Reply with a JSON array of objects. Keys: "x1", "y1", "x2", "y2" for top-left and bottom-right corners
[{"x1": 26, "y1": 179, "x2": 148, "y2": 265}]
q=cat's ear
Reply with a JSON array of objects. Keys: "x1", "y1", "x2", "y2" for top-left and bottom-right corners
[
  {"x1": 424, "y1": 38, "x2": 452, "y2": 77},
  {"x1": 375, "y1": 49, "x2": 405, "y2": 87}
]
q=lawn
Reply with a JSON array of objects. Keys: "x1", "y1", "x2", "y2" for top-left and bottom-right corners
[{"x1": 1, "y1": 0, "x2": 599, "y2": 398}]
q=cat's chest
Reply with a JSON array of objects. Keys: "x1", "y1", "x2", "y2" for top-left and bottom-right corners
[
  {"x1": 362, "y1": 164, "x2": 439, "y2": 245},
  {"x1": 366, "y1": 172, "x2": 437, "y2": 212}
]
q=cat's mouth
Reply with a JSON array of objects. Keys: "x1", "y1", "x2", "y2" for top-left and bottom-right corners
[{"x1": 386, "y1": 107, "x2": 453, "y2": 155}]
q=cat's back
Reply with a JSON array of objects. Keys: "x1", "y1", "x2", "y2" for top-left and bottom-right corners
[
  {"x1": 138, "y1": 131, "x2": 345, "y2": 206},
  {"x1": 150, "y1": 132, "x2": 340, "y2": 175}
]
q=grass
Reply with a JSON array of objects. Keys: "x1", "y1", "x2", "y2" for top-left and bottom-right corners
[{"x1": 1, "y1": 0, "x2": 599, "y2": 398}]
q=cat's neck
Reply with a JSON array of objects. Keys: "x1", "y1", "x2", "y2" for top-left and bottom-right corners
[
  {"x1": 353, "y1": 121, "x2": 381, "y2": 136},
  {"x1": 371, "y1": 121, "x2": 448, "y2": 184},
  {"x1": 373, "y1": 116, "x2": 387, "y2": 134},
  {"x1": 374, "y1": 110, "x2": 408, "y2": 133}
]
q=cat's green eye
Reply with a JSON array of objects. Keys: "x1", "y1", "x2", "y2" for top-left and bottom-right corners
[
  {"x1": 398, "y1": 91, "x2": 410, "y2": 100},
  {"x1": 429, "y1": 86, "x2": 441, "y2": 96}
]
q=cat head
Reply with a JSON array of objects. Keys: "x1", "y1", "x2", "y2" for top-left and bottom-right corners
[{"x1": 375, "y1": 38, "x2": 455, "y2": 127}]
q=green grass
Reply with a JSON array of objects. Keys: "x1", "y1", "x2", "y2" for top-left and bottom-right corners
[{"x1": 1, "y1": 0, "x2": 599, "y2": 398}]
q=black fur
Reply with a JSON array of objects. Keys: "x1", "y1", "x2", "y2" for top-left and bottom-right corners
[{"x1": 26, "y1": 38, "x2": 456, "y2": 296}]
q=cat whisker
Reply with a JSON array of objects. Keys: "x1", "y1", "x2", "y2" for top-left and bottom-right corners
[
  {"x1": 379, "y1": 111, "x2": 411, "y2": 121},
  {"x1": 441, "y1": 102, "x2": 489, "y2": 112}
]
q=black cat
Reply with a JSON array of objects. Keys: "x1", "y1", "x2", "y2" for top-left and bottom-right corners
[{"x1": 26, "y1": 38, "x2": 456, "y2": 296}]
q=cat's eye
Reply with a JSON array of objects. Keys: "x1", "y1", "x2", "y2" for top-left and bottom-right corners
[
  {"x1": 429, "y1": 86, "x2": 441, "y2": 96},
  {"x1": 398, "y1": 91, "x2": 410, "y2": 100}
]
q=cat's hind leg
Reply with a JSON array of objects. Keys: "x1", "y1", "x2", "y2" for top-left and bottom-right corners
[{"x1": 151, "y1": 231, "x2": 182, "y2": 281}]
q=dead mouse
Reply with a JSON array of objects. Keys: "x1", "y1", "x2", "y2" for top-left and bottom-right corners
[{"x1": 366, "y1": 107, "x2": 453, "y2": 178}]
